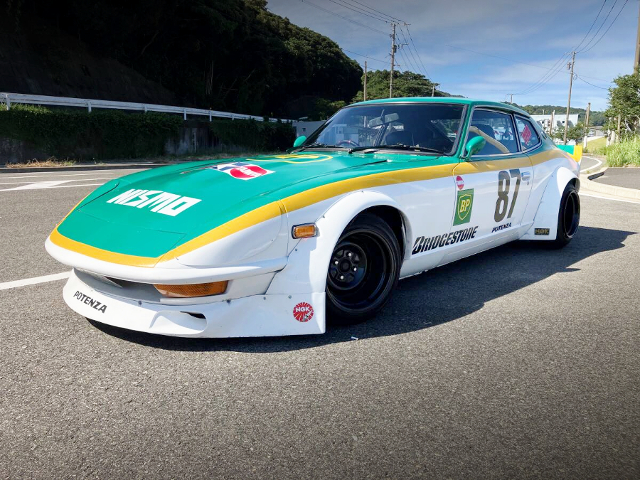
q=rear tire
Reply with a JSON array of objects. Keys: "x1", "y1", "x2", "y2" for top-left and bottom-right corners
[
  {"x1": 551, "y1": 182, "x2": 580, "y2": 248},
  {"x1": 326, "y1": 213, "x2": 401, "y2": 325}
]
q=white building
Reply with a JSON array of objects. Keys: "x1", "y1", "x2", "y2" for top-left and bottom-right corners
[{"x1": 531, "y1": 113, "x2": 580, "y2": 133}]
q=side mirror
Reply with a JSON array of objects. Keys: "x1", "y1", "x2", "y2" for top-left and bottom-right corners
[
  {"x1": 463, "y1": 136, "x2": 486, "y2": 160},
  {"x1": 293, "y1": 135, "x2": 306, "y2": 148}
]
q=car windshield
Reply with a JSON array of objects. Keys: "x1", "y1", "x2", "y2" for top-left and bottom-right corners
[{"x1": 302, "y1": 103, "x2": 465, "y2": 155}]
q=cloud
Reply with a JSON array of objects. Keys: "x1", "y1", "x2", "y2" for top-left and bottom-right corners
[{"x1": 266, "y1": 0, "x2": 635, "y2": 109}]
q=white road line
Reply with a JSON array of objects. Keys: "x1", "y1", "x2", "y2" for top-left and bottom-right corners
[
  {"x1": 0, "y1": 177, "x2": 112, "y2": 186},
  {"x1": 0, "y1": 271, "x2": 71, "y2": 291},
  {"x1": 0, "y1": 169, "x2": 143, "y2": 179},
  {"x1": 0, "y1": 172, "x2": 124, "y2": 182},
  {"x1": 581, "y1": 192, "x2": 640, "y2": 204},
  {"x1": 0, "y1": 181, "x2": 105, "y2": 192},
  {"x1": 582, "y1": 156, "x2": 603, "y2": 172}
]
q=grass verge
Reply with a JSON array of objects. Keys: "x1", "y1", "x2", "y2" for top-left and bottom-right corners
[
  {"x1": 5, "y1": 158, "x2": 77, "y2": 168},
  {"x1": 606, "y1": 137, "x2": 640, "y2": 167},
  {"x1": 585, "y1": 136, "x2": 607, "y2": 154}
]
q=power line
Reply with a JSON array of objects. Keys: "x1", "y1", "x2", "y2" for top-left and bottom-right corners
[
  {"x1": 404, "y1": 25, "x2": 432, "y2": 78},
  {"x1": 578, "y1": 0, "x2": 620, "y2": 52},
  {"x1": 575, "y1": 74, "x2": 611, "y2": 90},
  {"x1": 580, "y1": 0, "x2": 629, "y2": 53},
  {"x1": 574, "y1": 0, "x2": 608, "y2": 51},
  {"x1": 325, "y1": 0, "x2": 390, "y2": 23},
  {"x1": 397, "y1": 46, "x2": 417, "y2": 74},
  {"x1": 296, "y1": 0, "x2": 387, "y2": 35},
  {"x1": 396, "y1": 27, "x2": 422, "y2": 74},
  {"x1": 344, "y1": 0, "x2": 405, "y2": 23},
  {"x1": 514, "y1": 52, "x2": 573, "y2": 95},
  {"x1": 342, "y1": 48, "x2": 388, "y2": 65}
]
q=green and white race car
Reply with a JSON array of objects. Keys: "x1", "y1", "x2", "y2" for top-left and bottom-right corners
[{"x1": 46, "y1": 98, "x2": 581, "y2": 338}]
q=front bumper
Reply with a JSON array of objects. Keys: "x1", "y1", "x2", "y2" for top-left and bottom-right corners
[{"x1": 63, "y1": 269, "x2": 325, "y2": 338}]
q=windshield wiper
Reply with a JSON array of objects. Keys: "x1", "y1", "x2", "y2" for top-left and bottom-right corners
[
  {"x1": 349, "y1": 144, "x2": 447, "y2": 155},
  {"x1": 295, "y1": 142, "x2": 342, "y2": 152}
]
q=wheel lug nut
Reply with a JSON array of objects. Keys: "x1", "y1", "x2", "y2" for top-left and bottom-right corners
[
  {"x1": 353, "y1": 267, "x2": 357, "y2": 271},
  {"x1": 334, "y1": 260, "x2": 339, "y2": 265},
  {"x1": 340, "y1": 275, "x2": 344, "y2": 280},
  {"x1": 348, "y1": 252, "x2": 352, "y2": 257}
]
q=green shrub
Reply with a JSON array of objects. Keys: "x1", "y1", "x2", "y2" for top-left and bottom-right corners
[
  {"x1": 208, "y1": 118, "x2": 295, "y2": 152},
  {"x1": 0, "y1": 104, "x2": 182, "y2": 160},
  {"x1": 606, "y1": 137, "x2": 640, "y2": 167}
]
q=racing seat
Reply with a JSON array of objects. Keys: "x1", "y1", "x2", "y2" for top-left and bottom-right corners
[{"x1": 384, "y1": 130, "x2": 413, "y2": 146}]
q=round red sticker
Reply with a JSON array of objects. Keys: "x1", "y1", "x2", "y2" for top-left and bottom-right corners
[
  {"x1": 229, "y1": 165, "x2": 270, "y2": 179},
  {"x1": 293, "y1": 302, "x2": 314, "y2": 322},
  {"x1": 456, "y1": 175, "x2": 464, "y2": 190}
]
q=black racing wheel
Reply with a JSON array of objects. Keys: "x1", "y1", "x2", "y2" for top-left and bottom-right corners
[
  {"x1": 551, "y1": 182, "x2": 580, "y2": 248},
  {"x1": 326, "y1": 213, "x2": 401, "y2": 325}
]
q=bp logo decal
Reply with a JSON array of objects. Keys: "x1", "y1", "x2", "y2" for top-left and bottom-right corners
[
  {"x1": 454, "y1": 189, "x2": 474, "y2": 225},
  {"x1": 209, "y1": 162, "x2": 273, "y2": 180}
]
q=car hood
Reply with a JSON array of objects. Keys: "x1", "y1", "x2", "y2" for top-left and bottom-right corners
[{"x1": 54, "y1": 151, "x2": 407, "y2": 264}]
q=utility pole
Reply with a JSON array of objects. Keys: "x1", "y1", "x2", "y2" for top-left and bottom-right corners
[
  {"x1": 389, "y1": 23, "x2": 397, "y2": 98},
  {"x1": 635, "y1": 0, "x2": 640, "y2": 72},
  {"x1": 363, "y1": 61, "x2": 368, "y2": 101},
  {"x1": 550, "y1": 110, "x2": 555, "y2": 136},
  {"x1": 563, "y1": 51, "x2": 576, "y2": 145},
  {"x1": 432, "y1": 85, "x2": 435, "y2": 97},
  {"x1": 583, "y1": 102, "x2": 591, "y2": 149},
  {"x1": 509, "y1": 94, "x2": 513, "y2": 104}
]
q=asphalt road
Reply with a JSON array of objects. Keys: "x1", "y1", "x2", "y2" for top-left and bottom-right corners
[
  {"x1": 580, "y1": 155, "x2": 603, "y2": 173},
  {"x1": 593, "y1": 167, "x2": 640, "y2": 189},
  {"x1": 0, "y1": 169, "x2": 639, "y2": 479}
]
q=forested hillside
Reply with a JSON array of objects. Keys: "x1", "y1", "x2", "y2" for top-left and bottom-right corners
[
  {"x1": 516, "y1": 104, "x2": 605, "y2": 126},
  {"x1": 1, "y1": 0, "x2": 362, "y2": 118}
]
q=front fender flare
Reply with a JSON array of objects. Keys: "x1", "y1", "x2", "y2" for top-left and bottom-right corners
[{"x1": 267, "y1": 190, "x2": 410, "y2": 296}]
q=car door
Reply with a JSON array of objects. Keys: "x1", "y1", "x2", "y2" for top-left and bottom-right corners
[{"x1": 443, "y1": 108, "x2": 533, "y2": 263}]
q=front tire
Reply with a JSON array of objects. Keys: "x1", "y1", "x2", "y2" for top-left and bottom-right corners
[
  {"x1": 551, "y1": 182, "x2": 580, "y2": 248},
  {"x1": 326, "y1": 213, "x2": 401, "y2": 325}
]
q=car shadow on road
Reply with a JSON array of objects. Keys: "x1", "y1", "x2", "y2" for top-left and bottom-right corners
[{"x1": 90, "y1": 225, "x2": 634, "y2": 352}]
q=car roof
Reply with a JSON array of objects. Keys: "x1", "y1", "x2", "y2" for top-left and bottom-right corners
[{"x1": 351, "y1": 97, "x2": 530, "y2": 117}]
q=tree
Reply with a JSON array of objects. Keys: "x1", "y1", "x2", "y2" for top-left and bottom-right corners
[
  {"x1": 351, "y1": 70, "x2": 444, "y2": 102},
  {"x1": 552, "y1": 122, "x2": 586, "y2": 143},
  {"x1": 604, "y1": 73, "x2": 640, "y2": 136},
  {"x1": 5, "y1": 0, "x2": 362, "y2": 118}
]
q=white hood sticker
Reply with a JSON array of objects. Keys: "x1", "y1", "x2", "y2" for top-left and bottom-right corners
[{"x1": 107, "y1": 189, "x2": 201, "y2": 216}]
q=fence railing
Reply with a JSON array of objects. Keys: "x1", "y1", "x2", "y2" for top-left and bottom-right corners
[{"x1": 0, "y1": 92, "x2": 294, "y2": 123}]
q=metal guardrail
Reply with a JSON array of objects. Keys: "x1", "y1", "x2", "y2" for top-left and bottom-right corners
[{"x1": 0, "y1": 92, "x2": 293, "y2": 123}]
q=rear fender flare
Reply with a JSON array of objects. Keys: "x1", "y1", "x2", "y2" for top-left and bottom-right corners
[{"x1": 521, "y1": 166, "x2": 579, "y2": 241}]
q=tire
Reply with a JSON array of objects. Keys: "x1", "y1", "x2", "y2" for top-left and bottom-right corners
[
  {"x1": 326, "y1": 213, "x2": 401, "y2": 325},
  {"x1": 551, "y1": 182, "x2": 580, "y2": 248}
]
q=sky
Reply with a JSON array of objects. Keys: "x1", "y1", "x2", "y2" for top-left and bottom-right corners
[{"x1": 266, "y1": 0, "x2": 638, "y2": 111}]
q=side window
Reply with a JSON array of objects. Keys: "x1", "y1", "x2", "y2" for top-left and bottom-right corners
[
  {"x1": 468, "y1": 109, "x2": 517, "y2": 156},
  {"x1": 516, "y1": 117, "x2": 541, "y2": 150}
]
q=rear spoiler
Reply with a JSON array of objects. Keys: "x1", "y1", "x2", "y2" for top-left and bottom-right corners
[{"x1": 556, "y1": 144, "x2": 582, "y2": 163}]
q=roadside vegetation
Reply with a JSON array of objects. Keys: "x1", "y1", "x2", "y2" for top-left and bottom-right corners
[
  {"x1": 0, "y1": 105, "x2": 295, "y2": 162},
  {"x1": 4, "y1": 0, "x2": 362, "y2": 120},
  {"x1": 604, "y1": 137, "x2": 640, "y2": 167},
  {"x1": 584, "y1": 137, "x2": 607, "y2": 155},
  {"x1": 5, "y1": 158, "x2": 76, "y2": 168}
]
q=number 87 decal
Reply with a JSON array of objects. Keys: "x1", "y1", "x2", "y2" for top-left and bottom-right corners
[{"x1": 494, "y1": 169, "x2": 521, "y2": 222}]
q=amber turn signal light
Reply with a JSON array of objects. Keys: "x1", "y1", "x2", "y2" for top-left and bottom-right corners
[
  {"x1": 154, "y1": 281, "x2": 228, "y2": 298},
  {"x1": 292, "y1": 223, "x2": 318, "y2": 239}
]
